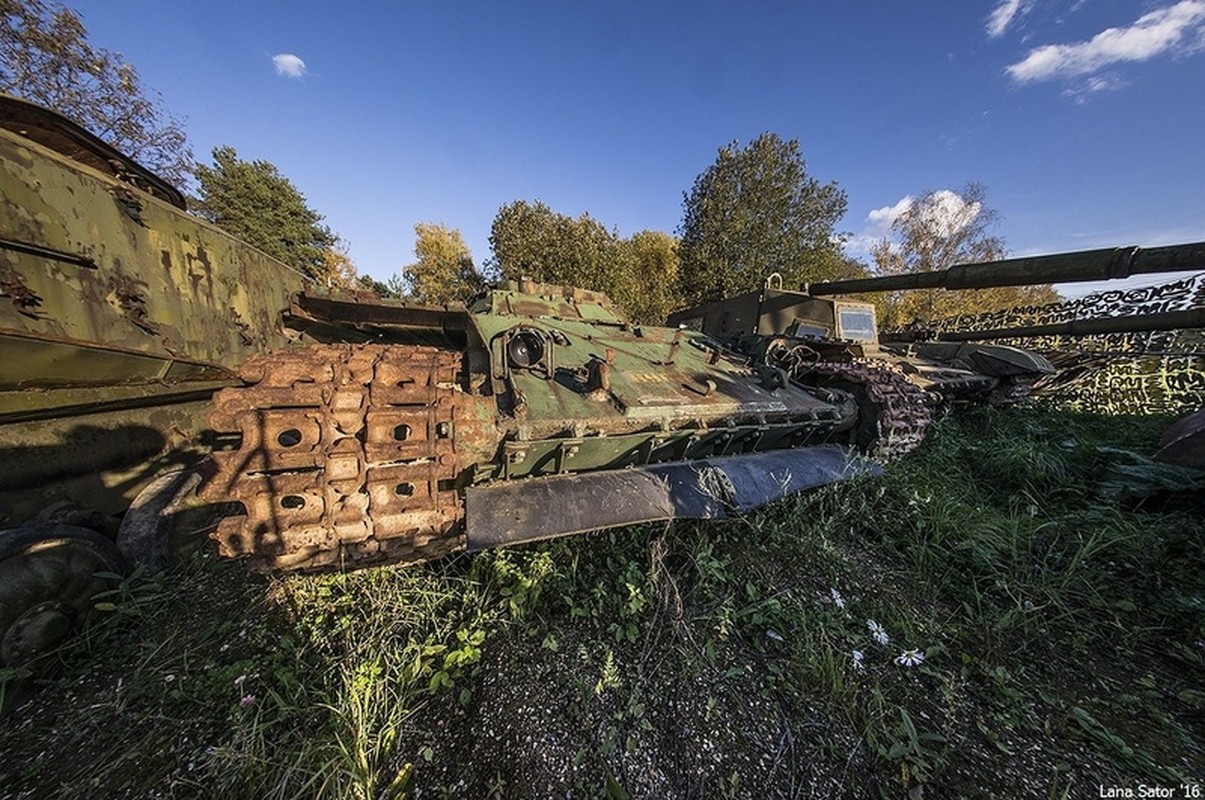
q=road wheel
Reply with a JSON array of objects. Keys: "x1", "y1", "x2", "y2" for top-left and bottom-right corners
[{"x1": 0, "y1": 524, "x2": 128, "y2": 670}]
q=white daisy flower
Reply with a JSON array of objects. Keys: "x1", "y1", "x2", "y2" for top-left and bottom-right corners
[
  {"x1": 830, "y1": 588, "x2": 846, "y2": 609},
  {"x1": 867, "y1": 619, "x2": 889, "y2": 646},
  {"x1": 894, "y1": 649, "x2": 925, "y2": 668}
]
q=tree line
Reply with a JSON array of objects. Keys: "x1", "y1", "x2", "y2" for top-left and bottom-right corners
[{"x1": 2, "y1": 0, "x2": 1056, "y2": 328}]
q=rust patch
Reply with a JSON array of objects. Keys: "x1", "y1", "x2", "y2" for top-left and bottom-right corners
[
  {"x1": 202, "y1": 344, "x2": 496, "y2": 572},
  {"x1": 0, "y1": 266, "x2": 44, "y2": 318},
  {"x1": 110, "y1": 187, "x2": 146, "y2": 226},
  {"x1": 110, "y1": 274, "x2": 158, "y2": 334}
]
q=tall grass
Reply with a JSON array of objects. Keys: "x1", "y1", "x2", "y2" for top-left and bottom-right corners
[{"x1": 0, "y1": 406, "x2": 1200, "y2": 797}]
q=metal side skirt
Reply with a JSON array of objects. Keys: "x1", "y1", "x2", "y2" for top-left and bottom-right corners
[{"x1": 464, "y1": 445, "x2": 879, "y2": 549}]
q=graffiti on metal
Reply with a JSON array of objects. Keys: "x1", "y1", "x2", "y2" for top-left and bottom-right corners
[
  {"x1": 903, "y1": 273, "x2": 1205, "y2": 413},
  {"x1": 921, "y1": 273, "x2": 1205, "y2": 357}
]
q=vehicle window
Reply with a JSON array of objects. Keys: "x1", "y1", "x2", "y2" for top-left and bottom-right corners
[{"x1": 837, "y1": 307, "x2": 876, "y2": 342}]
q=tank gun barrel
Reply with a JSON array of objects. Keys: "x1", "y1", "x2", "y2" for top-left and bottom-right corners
[{"x1": 808, "y1": 242, "x2": 1205, "y2": 295}]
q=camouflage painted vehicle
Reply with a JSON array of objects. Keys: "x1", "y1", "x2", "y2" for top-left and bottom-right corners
[
  {"x1": 201, "y1": 281, "x2": 874, "y2": 572},
  {"x1": 666, "y1": 243, "x2": 1205, "y2": 459},
  {"x1": 0, "y1": 94, "x2": 309, "y2": 675}
]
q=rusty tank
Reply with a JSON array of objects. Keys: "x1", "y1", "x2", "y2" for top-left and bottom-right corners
[
  {"x1": 666, "y1": 243, "x2": 1205, "y2": 458},
  {"x1": 199, "y1": 281, "x2": 882, "y2": 572}
]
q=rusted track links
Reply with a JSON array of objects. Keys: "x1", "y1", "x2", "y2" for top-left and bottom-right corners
[
  {"x1": 807, "y1": 360, "x2": 936, "y2": 462},
  {"x1": 203, "y1": 344, "x2": 467, "y2": 572}
]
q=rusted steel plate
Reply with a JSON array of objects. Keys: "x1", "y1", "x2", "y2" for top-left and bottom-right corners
[{"x1": 203, "y1": 344, "x2": 478, "y2": 571}]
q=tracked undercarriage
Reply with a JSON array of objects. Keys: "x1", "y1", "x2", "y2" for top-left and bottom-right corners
[
  {"x1": 202, "y1": 284, "x2": 884, "y2": 572},
  {"x1": 806, "y1": 360, "x2": 936, "y2": 462},
  {"x1": 667, "y1": 277, "x2": 1057, "y2": 455}
]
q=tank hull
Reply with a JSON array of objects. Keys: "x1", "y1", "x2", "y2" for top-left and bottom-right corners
[{"x1": 0, "y1": 96, "x2": 308, "y2": 530}]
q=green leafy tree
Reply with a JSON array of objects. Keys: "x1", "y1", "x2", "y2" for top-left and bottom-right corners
[
  {"x1": 678, "y1": 132, "x2": 848, "y2": 306},
  {"x1": 402, "y1": 223, "x2": 483, "y2": 304},
  {"x1": 194, "y1": 146, "x2": 339, "y2": 282},
  {"x1": 618, "y1": 231, "x2": 680, "y2": 324},
  {"x1": 356, "y1": 274, "x2": 391, "y2": 296},
  {"x1": 489, "y1": 200, "x2": 686, "y2": 323},
  {"x1": 489, "y1": 200, "x2": 630, "y2": 292},
  {"x1": 0, "y1": 0, "x2": 193, "y2": 186},
  {"x1": 870, "y1": 184, "x2": 1059, "y2": 329}
]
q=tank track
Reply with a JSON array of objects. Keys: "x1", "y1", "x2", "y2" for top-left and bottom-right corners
[
  {"x1": 802, "y1": 360, "x2": 937, "y2": 462},
  {"x1": 201, "y1": 344, "x2": 469, "y2": 572}
]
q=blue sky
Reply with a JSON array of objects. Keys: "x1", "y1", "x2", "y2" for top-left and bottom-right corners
[{"x1": 66, "y1": 1, "x2": 1205, "y2": 295}]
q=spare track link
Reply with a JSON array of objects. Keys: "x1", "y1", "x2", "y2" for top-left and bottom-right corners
[
  {"x1": 203, "y1": 344, "x2": 468, "y2": 572},
  {"x1": 808, "y1": 360, "x2": 936, "y2": 462}
]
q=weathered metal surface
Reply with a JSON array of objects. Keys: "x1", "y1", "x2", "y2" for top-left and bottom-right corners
[
  {"x1": 465, "y1": 446, "x2": 876, "y2": 548},
  {"x1": 1, "y1": 97, "x2": 305, "y2": 377},
  {"x1": 0, "y1": 94, "x2": 314, "y2": 534},
  {"x1": 807, "y1": 242, "x2": 1205, "y2": 295},
  {"x1": 285, "y1": 292, "x2": 470, "y2": 344},
  {"x1": 0, "y1": 94, "x2": 185, "y2": 209},
  {"x1": 203, "y1": 344, "x2": 498, "y2": 571}
]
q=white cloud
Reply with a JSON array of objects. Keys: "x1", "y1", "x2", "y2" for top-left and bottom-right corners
[
  {"x1": 987, "y1": 0, "x2": 1032, "y2": 39},
  {"x1": 845, "y1": 195, "x2": 915, "y2": 260},
  {"x1": 847, "y1": 190, "x2": 984, "y2": 261},
  {"x1": 272, "y1": 53, "x2": 307, "y2": 78},
  {"x1": 1006, "y1": 0, "x2": 1205, "y2": 83},
  {"x1": 867, "y1": 196, "x2": 914, "y2": 228},
  {"x1": 917, "y1": 190, "x2": 981, "y2": 239},
  {"x1": 1063, "y1": 72, "x2": 1130, "y2": 102}
]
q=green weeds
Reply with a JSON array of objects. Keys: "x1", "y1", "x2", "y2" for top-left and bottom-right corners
[{"x1": 0, "y1": 406, "x2": 1200, "y2": 797}]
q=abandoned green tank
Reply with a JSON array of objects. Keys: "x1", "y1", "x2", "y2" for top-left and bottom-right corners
[
  {"x1": 664, "y1": 280, "x2": 1053, "y2": 459},
  {"x1": 664, "y1": 244, "x2": 1205, "y2": 459},
  {"x1": 201, "y1": 280, "x2": 882, "y2": 572}
]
